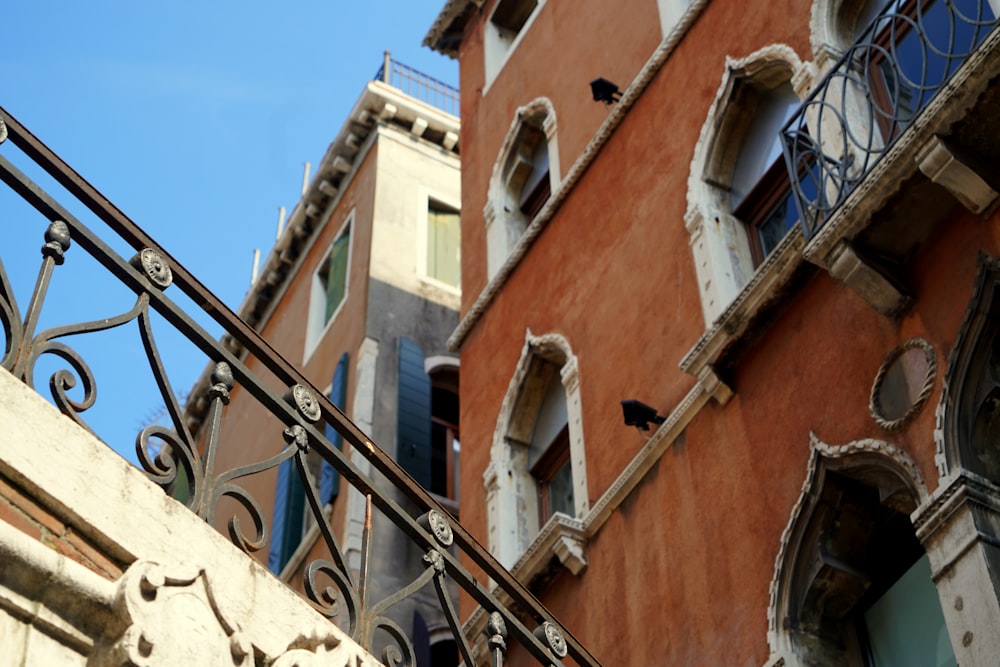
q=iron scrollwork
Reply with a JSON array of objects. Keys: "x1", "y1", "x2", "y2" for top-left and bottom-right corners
[{"x1": 0, "y1": 105, "x2": 596, "y2": 666}]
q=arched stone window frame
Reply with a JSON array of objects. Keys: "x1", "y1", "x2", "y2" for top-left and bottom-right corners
[
  {"x1": 809, "y1": 0, "x2": 885, "y2": 71},
  {"x1": 764, "y1": 434, "x2": 962, "y2": 666},
  {"x1": 484, "y1": 98, "x2": 560, "y2": 280},
  {"x1": 483, "y1": 330, "x2": 587, "y2": 572},
  {"x1": 686, "y1": 45, "x2": 812, "y2": 326}
]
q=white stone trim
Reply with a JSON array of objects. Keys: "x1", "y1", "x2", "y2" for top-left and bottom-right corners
[
  {"x1": 680, "y1": 224, "x2": 805, "y2": 375},
  {"x1": 0, "y1": 368, "x2": 378, "y2": 663},
  {"x1": 0, "y1": 518, "x2": 115, "y2": 658},
  {"x1": 484, "y1": 97, "x2": 560, "y2": 280},
  {"x1": 486, "y1": 330, "x2": 588, "y2": 568},
  {"x1": 685, "y1": 44, "x2": 810, "y2": 327},
  {"x1": 764, "y1": 433, "x2": 928, "y2": 666}
]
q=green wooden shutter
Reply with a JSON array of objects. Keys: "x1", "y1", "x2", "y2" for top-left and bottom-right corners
[
  {"x1": 320, "y1": 352, "x2": 349, "y2": 504},
  {"x1": 427, "y1": 204, "x2": 460, "y2": 287},
  {"x1": 325, "y1": 230, "x2": 350, "y2": 321},
  {"x1": 396, "y1": 337, "x2": 432, "y2": 489},
  {"x1": 267, "y1": 458, "x2": 305, "y2": 574}
]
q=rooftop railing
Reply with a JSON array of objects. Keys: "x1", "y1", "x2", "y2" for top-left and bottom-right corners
[
  {"x1": 0, "y1": 108, "x2": 593, "y2": 666},
  {"x1": 374, "y1": 51, "x2": 460, "y2": 117},
  {"x1": 781, "y1": 0, "x2": 998, "y2": 239}
]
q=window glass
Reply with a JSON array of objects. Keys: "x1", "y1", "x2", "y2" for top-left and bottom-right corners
[
  {"x1": 864, "y1": 555, "x2": 957, "y2": 667},
  {"x1": 322, "y1": 230, "x2": 350, "y2": 322},
  {"x1": 547, "y1": 457, "x2": 575, "y2": 517}
]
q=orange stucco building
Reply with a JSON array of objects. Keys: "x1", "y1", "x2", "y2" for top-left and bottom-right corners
[{"x1": 427, "y1": 0, "x2": 1000, "y2": 664}]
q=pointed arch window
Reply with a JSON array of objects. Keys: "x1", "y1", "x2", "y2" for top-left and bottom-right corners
[
  {"x1": 486, "y1": 333, "x2": 587, "y2": 574},
  {"x1": 768, "y1": 438, "x2": 956, "y2": 666},
  {"x1": 485, "y1": 100, "x2": 559, "y2": 279},
  {"x1": 686, "y1": 47, "x2": 808, "y2": 324}
]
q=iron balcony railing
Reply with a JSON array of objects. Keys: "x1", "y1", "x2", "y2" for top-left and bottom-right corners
[
  {"x1": 0, "y1": 108, "x2": 594, "y2": 667},
  {"x1": 781, "y1": 0, "x2": 998, "y2": 239},
  {"x1": 374, "y1": 51, "x2": 460, "y2": 117}
]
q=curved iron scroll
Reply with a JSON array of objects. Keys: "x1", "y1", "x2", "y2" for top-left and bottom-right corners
[
  {"x1": 0, "y1": 106, "x2": 599, "y2": 666},
  {"x1": 782, "y1": 0, "x2": 998, "y2": 238}
]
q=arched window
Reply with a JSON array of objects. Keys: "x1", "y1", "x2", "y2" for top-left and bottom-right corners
[
  {"x1": 485, "y1": 332, "x2": 586, "y2": 570},
  {"x1": 686, "y1": 46, "x2": 808, "y2": 325},
  {"x1": 767, "y1": 436, "x2": 956, "y2": 666},
  {"x1": 485, "y1": 99, "x2": 559, "y2": 279}
]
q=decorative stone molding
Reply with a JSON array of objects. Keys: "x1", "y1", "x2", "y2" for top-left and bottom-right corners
[
  {"x1": 272, "y1": 631, "x2": 379, "y2": 667},
  {"x1": 935, "y1": 253, "x2": 1000, "y2": 478},
  {"x1": 680, "y1": 225, "x2": 805, "y2": 376},
  {"x1": 583, "y1": 365, "x2": 732, "y2": 535},
  {"x1": 0, "y1": 369, "x2": 380, "y2": 665},
  {"x1": 90, "y1": 562, "x2": 253, "y2": 667},
  {"x1": 916, "y1": 135, "x2": 999, "y2": 214},
  {"x1": 827, "y1": 241, "x2": 912, "y2": 316},
  {"x1": 911, "y1": 470, "x2": 1000, "y2": 667},
  {"x1": 764, "y1": 434, "x2": 928, "y2": 666},
  {"x1": 869, "y1": 337, "x2": 937, "y2": 431},
  {"x1": 486, "y1": 330, "x2": 588, "y2": 567},
  {"x1": 510, "y1": 513, "x2": 588, "y2": 582},
  {"x1": 484, "y1": 98, "x2": 560, "y2": 280},
  {"x1": 685, "y1": 44, "x2": 810, "y2": 326}
]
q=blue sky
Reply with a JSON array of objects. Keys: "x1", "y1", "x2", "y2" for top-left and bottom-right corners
[{"x1": 2, "y1": 1, "x2": 456, "y2": 461}]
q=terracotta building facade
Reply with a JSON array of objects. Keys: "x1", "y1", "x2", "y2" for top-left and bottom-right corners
[
  {"x1": 427, "y1": 0, "x2": 1000, "y2": 664},
  {"x1": 183, "y1": 59, "x2": 464, "y2": 665}
]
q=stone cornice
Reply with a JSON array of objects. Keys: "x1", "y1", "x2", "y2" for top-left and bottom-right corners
[{"x1": 424, "y1": 0, "x2": 484, "y2": 57}]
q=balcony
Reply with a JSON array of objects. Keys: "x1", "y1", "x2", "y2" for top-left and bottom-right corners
[
  {"x1": 781, "y1": 0, "x2": 1000, "y2": 311},
  {"x1": 374, "y1": 51, "x2": 460, "y2": 117},
  {"x1": 0, "y1": 105, "x2": 593, "y2": 666}
]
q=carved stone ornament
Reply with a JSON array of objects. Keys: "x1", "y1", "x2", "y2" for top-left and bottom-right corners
[
  {"x1": 271, "y1": 630, "x2": 376, "y2": 667},
  {"x1": 288, "y1": 384, "x2": 322, "y2": 423},
  {"x1": 936, "y1": 254, "x2": 1000, "y2": 479},
  {"x1": 90, "y1": 561, "x2": 252, "y2": 667},
  {"x1": 869, "y1": 337, "x2": 937, "y2": 431},
  {"x1": 129, "y1": 249, "x2": 173, "y2": 290},
  {"x1": 764, "y1": 434, "x2": 928, "y2": 666}
]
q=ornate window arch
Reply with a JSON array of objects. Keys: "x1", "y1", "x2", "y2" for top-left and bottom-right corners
[
  {"x1": 484, "y1": 331, "x2": 587, "y2": 569},
  {"x1": 686, "y1": 45, "x2": 810, "y2": 326},
  {"x1": 766, "y1": 435, "x2": 957, "y2": 666},
  {"x1": 484, "y1": 98, "x2": 560, "y2": 279},
  {"x1": 809, "y1": 0, "x2": 889, "y2": 69},
  {"x1": 936, "y1": 254, "x2": 1000, "y2": 480}
]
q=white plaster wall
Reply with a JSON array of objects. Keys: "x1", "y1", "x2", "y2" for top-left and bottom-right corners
[
  {"x1": 368, "y1": 126, "x2": 462, "y2": 310},
  {"x1": 0, "y1": 368, "x2": 382, "y2": 666}
]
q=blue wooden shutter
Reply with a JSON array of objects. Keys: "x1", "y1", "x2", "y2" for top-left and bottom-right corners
[
  {"x1": 320, "y1": 352, "x2": 349, "y2": 504},
  {"x1": 396, "y1": 337, "x2": 432, "y2": 489},
  {"x1": 267, "y1": 457, "x2": 305, "y2": 574}
]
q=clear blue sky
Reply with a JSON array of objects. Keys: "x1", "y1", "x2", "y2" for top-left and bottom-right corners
[{"x1": 2, "y1": 1, "x2": 456, "y2": 461}]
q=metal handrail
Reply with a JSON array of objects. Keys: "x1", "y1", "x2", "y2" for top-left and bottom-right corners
[
  {"x1": 374, "y1": 52, "x2": 460, "y2": 117},
  {"x1": 0, "y1": 107, "x2": 596, "y2": 667},
  {"x1": 781, "y1": 0, "x2": 998, "y2": 239}
]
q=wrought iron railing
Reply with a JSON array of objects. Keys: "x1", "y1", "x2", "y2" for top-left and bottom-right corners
[
  {"x1": 0, "y1": 108, "x2": 594, "y2": 666},
  {"x1": 374, "y1": 51, "x2": 460, "y2": 117},
  {"x1": 781, "y1": 0, "x2": 998, "y2": 239}
]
